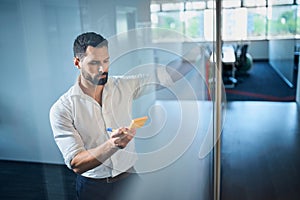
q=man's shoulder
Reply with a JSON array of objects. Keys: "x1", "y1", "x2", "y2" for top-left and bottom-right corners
[
  {"x1": 50, "y1": 86, "x2": 75, "y2": 112},
  {"x1": 58, "y1": 86, "x2": 76, "y2": 101}
]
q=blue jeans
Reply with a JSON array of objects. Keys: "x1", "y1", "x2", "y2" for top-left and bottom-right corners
[{"x1": 76, "y1": 171, "x2": 141, "y2": 200}]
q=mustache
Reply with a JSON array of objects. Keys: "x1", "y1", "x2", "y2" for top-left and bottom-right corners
[
  {"x1": 97, "y1": 72, "x2": 108, "y2": 85},
  {"x1": 97, "y1": 71, "x2": 108, "y2": 77}
]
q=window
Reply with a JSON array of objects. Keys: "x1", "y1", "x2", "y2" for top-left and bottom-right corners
[
  {"x1": 150, "y1": 4, "x2": 160, "y2": 12},
  {"x1": 269, "y1": 0, "x2": 294, "y2": 5},
  {"x1": 185, "y1": 2, "x2": 206, "y2": 10},
  {"x1": 184, "y1": 11, "x2": 204, "y2": 39},
  {"x1": 151, "y1": 11, "x2": 184, "y2": 41},
  {"x1": 222, "y1": 8, "x2": 247, "y2": 40},
  {"x1": 243, "y1": 0, "x2": 266, "y2": 7},
  {"x1": 247, "y1": 7, "x2": 267, "y2": 39},
  {"x1": 268, "y1": 5, "x2": 297, "y2": 38},
  {"x1": 161, "y1": 3, "x2": 184, "y2": 11},
  {"x1": 150, "y1": 0, "x2": 299, "y2": 42},
  {"x1": 297, "y1": 5, "x2": 300, "y2": 36},
  {"x1": 222, "y1": 0, "x2": 241, "y2": 8}
]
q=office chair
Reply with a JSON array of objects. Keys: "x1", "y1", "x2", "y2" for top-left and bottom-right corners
[{"x1": 235, "y1": 44, "x2": 253, "y2": 76}]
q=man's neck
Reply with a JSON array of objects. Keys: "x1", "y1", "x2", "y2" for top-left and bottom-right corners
[{"x1": 79, "y1": 76, "x2": 104, "y2": 105}]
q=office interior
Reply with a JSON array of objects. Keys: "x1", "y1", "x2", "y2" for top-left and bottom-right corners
[{"x1": 0, "y1": 0, "x2": 300, "y2": 200}]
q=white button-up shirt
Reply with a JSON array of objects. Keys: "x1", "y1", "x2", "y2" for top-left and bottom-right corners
[{"x1": 49, "y1": 66, "x2": 174, "y2": 178}]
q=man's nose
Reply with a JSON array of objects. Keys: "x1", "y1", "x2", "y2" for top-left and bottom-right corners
[
  {"x1": 98, "y1": 66, "x2": 104, "y2": 73},
  {"x1": 98, "y1": 65, "x2": 108, "y2": 73}
]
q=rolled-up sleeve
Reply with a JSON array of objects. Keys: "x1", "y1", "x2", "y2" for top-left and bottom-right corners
[
  {"x1": 156, "y1": 65, "x2": 175, "y2": 87},
  {"x1": 49, "y1": 100, "x2": 85, "y2": 169}
]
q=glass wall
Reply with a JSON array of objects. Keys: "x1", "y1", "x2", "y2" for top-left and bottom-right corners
[{"x1": 0, "y1": 0, "x2": 224, "y2": 199}]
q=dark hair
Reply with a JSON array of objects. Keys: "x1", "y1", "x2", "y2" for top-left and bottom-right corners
[{"x1": 73, "y1": 32, "x2": 108, "y2": 58}]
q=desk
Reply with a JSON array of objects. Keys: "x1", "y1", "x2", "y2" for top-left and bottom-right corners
[
  {"x1": 222, "y1": 46, "x2": 237, "y2": 88},
  {"x1": 222, "y1": 46, "x2": 235, "y2": 63}
]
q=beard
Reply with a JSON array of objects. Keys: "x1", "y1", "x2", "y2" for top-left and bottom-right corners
[
  {"x1": 82, "y1": 70, "x2": 108, "y2": 86},
  {"x1": 97, "y1": 72, "x2": 108, "y2": 85}
]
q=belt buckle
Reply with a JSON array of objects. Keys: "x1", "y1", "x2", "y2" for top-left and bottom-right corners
[
  {"x1": 106, "y1": 176, "x2": 118, "y2": 183},
  {"x1": 106, "y1": 171, "x2": 131, "y2": 183},
  {"x1": 106, "y1": 177, "x2": 113, "y2": 183}
]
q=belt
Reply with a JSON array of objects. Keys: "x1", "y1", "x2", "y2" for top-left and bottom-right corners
[
  {"x1": 83, "y1": 167, "x2": 135, "y2": 184},
  {"x1": 106, "y1": 168, "x2": 133, "y2": 183}
]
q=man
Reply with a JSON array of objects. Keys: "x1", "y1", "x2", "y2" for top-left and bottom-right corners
[{"x1": 49, "y1": 32, "x2": 196, "y2": 199}]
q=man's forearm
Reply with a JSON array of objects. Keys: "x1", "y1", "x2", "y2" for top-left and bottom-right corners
[{"x1": 70, "y1": 139, "x2": 119, "y2": 174}]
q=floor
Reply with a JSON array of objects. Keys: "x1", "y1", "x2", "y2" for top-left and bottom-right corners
[
  {"x1": 0, "y1": 101, "x2": 299, "y2": 200},
  {"x1": 221, "y1": 101, "x2": 300, "y2": 200},
  {"x1": 0, "y1": 160, "x2": 76, "y2": 200},
  {"x1": 225, "y1": 61, "x2": 297, "y2": 101}
]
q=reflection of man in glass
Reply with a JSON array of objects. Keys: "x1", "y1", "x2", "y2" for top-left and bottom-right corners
[{"x1": 49, "y1": 32, "x2": 194, "y2": 199}]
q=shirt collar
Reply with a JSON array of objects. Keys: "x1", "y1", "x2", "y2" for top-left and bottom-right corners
[{"x1": 72, "y1": 76, "x2": 86, "y2": 96}]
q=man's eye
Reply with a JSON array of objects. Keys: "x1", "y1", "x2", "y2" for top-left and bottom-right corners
[{"x1": 90, "y1": 61, "x2": 99, "y2": 65}]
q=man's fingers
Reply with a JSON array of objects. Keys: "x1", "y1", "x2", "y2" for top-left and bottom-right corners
[
  {"x1": 111, "y1": 127, "x2": 135, "y2": 138},
  {"x1": 112, "y1": 130, "x2": 135, "y2": 148},
  {"x1": 109, "y1": 127, "x2": 137, "y2": 149}
]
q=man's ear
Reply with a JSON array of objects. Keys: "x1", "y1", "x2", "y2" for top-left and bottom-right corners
[{"x1": 74, "y1": 57, "x2": 80, "y2": 69}]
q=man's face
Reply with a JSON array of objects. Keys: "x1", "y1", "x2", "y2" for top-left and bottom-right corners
[{"x1": 79, "y1": 46, "x2": 110, "y2": 85}]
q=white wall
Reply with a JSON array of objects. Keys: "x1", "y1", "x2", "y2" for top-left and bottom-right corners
[
  {"x1": 269, "y1": 39, "x2": 296, "y2": 87},
  {"x1": 248, "y1": 40, "x2": 269, "y2": 60},
  {"x1": 0, "y1": 0, "x2": 81, "y2": 163},
  {"x1": 224, "y1": 40, "x2": 269, "y2": 60}
]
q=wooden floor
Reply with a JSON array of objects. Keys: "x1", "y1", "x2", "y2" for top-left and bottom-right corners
[
  {"x1": 0, "y1": 101, "x2": 299, "y2": 200},
  {"x1": 221, "y1": 101, "x2": 300, "y2": 200}
]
